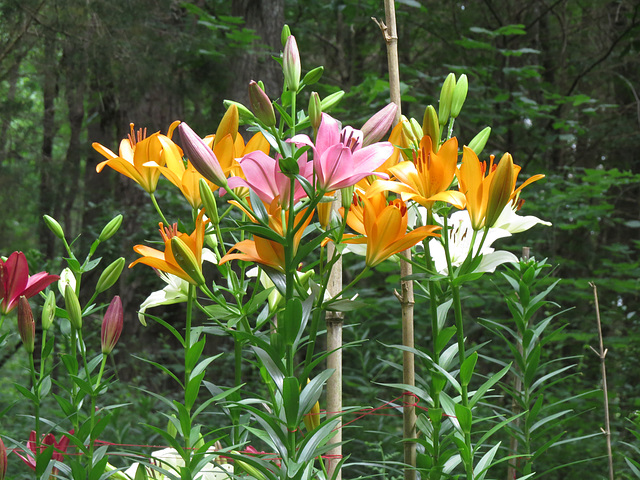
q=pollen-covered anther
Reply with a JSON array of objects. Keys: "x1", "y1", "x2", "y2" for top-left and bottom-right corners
[
  {"x1": 127, "y1": 123, "x2": 148, "y2": 148},
  {"x1": 159, "y1": 222, "x2": 179, "y2": 242}
]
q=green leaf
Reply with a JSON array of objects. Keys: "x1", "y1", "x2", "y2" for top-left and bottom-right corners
[
  {"x1": 237, "y1": 223, "x2": 285, "y2": 243},
  {"x1": 185, "y1": 372, "x2": 206, "y2": 411},
  {"x1": 282, "y1": 376, "x2": 301, "y2": 429},
  {"x1": 131, "y1": 355, "x2": 183, "y2": 389},
  {"x1": 14, "y1": 383, "x2": 38, "y2": 403},
  {"x1": 454, "y1": 404, "x2": 472, "y2": 434},
  {"x1": 473, "y1": 442, "x2": 501, "y2": 480},
  {"x1": 459, "y1": 351, "x2": 478, "y2": 387},
  {"x1": 469, "y1": 363, "x2": 512, "y2": 408},
  {"x1": 435, "y1": 325, "x2": 456, "y2": 354},
  {"x1": 282, "y1": 297, "x2": 303, "y2": 346},
  {"x1": 186, "y1": 338, "x2": 206, "y2": 372}
]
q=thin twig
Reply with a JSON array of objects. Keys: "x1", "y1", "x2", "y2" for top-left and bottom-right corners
[{"x1": 589, "y1": 282, "x2": 614, "y2": 480}]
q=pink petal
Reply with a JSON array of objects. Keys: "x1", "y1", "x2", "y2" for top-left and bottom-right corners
[
  {"x1": 22, "y1": 272, "x2": 60, "y2": 300},
  {"x1": 316, "y1": 114, "x2": 341, "y2": 154},
  {"x1": 351, "y1": 142, "x2": 394, "y2": 172}
]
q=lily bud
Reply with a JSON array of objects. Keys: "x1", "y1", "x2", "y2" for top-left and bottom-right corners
[
  {"x1": 281, "y1": 24, "x2": 291, "y2": 47},
  {"x1": 486, "y1": 153, "x2": 515, "y2": 228},
  {"x1": 320, "y1": 90, "x2": 345, "y2": 112},
  {"x1": 308, "y1": 92, "x2": 322, "y2": 134},
  {"x1": 0, "y1": 437, "x2": 6, "y2": 480},
  {"x1": 283, "y1": 36, "x2": 301, "y2": 92},
  {"x1": 43, "y1": 215, "x2": 65, "y2": 240},
  {"x1": 42, "y1": 290, "x2": 56, "y2": 331},
  {"x1": 248, "y1": 81, "x2": 276, "y2": 127},
  {"x1": 438, "y1": 73, "x2": 456, "y2": 126},
  {"x1": 171, "y1": 237, "x2": 205, "y2": 286},
  {"x1": 316, "y1": 194, "x2": 334, "y2": 230},
  {"x1": 401, "y1": 116, "x2": 419, "y2": 147},
  {"x1": 64, "y1": 284, "x2": 83, "y2": 330},
  {"x1": 18, "y1": 296, "x2": 35, "y2": 354},
  {"x1": 96, "y1": 257, "x2": 125, "y2": 293},
  {"x1": 178, "y1": 122, "x2": 227, "y2": 188},
  {"x1": 450, "y1": 74, "x2": 468, "y2": 118},
  {"x1": 340, "y1": 186, "x2": 354, "y2": 210},
  {"x1": 58, "y1": 267, "x2": 76, "y2": 297},
  {"x1": 409, "y1": 118, "x2": 423, "y2": 144},
  {"x1": 302, "y1": 66, "x2": 324, "y2": 86},
  {"x1": 101, "y1": 296, "x2": 123, "y2": 355},
  {"x1": 422, "y1": 105, "x2": 440, "y2": 151},
  {"x1": 215, "y1": 104, "x2": 239, "y2": 146},
  {"x1": 468, "y1": 126, "x2": 491, "y2": 155},
  {"x1": 98, "y1": 214, "x2": 123, "y2": 242},
  {"x1": 361, "y1": 102, "x2": 398, "y2": 147},
  {"x1": 199, "y1": 179, "x2": 219, "y2": 226}
]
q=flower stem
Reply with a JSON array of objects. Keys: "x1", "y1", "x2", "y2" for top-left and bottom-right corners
[
  {"x1": 443, "y1": 215, "x2": 474, "y2": 479},
  {"x1": 150, "y1": 192, "x2": 170, "y2": 226}
]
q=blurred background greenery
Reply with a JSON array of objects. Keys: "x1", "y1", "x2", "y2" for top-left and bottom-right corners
[{"x1": 0, "y1": 0, "x2": 638, "y2": 478}]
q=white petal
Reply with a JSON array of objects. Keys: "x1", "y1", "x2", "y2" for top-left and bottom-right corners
[{"x1": 477, "y1": 251, "x2": 518, "y2": 273}]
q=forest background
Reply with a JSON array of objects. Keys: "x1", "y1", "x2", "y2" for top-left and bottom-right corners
[{"x1": 0, "y1": 0, "x2": 639, "y2": 478}]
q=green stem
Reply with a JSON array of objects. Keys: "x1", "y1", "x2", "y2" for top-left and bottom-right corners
[
  {"x1": 443, "y1": 215, "x2": 473, "y2": 479},
  {"x1": 150, "y1": 192, "x2": 170, "y2": 226}
]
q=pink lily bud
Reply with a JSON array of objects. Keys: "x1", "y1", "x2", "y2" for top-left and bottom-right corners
[
  {"x1": 18, "y1": 296, "x2": 35, "y2": 354},
  {"x1": 0, "y1": 434, "x2": 7, "y2": 480},
  {"x1": 101, "y1": 296, "x2": 123, "y2": 355},
  {"x1": 361, "y1": 102, "x2": 398, "y2": 147},
  {"x1": 178, "y1": 122, "x2": 228, "y2": 188},
  {"x1": 248, "y1": 81, "x2": 276, "y2": 127},
  {"x1": 283, "y1": 35, "x2": 301, "y2": 92}
]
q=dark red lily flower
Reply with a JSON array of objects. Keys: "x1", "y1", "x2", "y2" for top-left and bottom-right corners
[
  {"x1": 0, "y1": 252, "x2": 59, "y2": 314},
  {"x1": 15, "y1": 430, "x2": 72, "y2": 473}
]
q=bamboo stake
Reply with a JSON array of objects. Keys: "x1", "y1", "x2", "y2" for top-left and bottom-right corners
[
  {"x1": 375, "y1": 4, "x2": 416, "y2": 480},
  {"x1": 588, "y1": 282, "x2": 614, "y2": 480},
  {"x1": 326, "y1": 192, "x2": 343, "y2": 480}
]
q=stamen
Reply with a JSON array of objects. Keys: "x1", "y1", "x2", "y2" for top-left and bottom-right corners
[
  {"x1": 127, "y1": 123, "x2": 148, "y2": 148},
  {"x1": 159, "y1": 222, "x2": 179, "y2": 242}
]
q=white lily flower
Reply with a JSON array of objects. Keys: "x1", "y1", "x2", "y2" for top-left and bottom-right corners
[
  {"x1": 429, "y1": 210, "x2": 517, "y2": 274},
  {"x1": 57, "y1": 267, "x2": 76, "y2": 296},
  {"x1": 123, "y1": 447, "x2": 232, "y2": 480},
  {"x1": 493, "y1": 200, "x2": 551, "y2": 233}
]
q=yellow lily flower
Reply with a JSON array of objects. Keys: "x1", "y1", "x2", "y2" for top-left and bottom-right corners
[
  {"x1": 458, "y1": 147, "x2": 545, "y2": 230},
  {"x1": 129, "y1": 210, "x2": 208, "y2": 285},
  {"x1": 366, "y1": 136, "x2": 466, "y2": 209},
  {"x1": 343, "y1": 192, "x2": 440, "y2": 267},
  {"x1": 93, "y1": 122, "x2": 179, "y2": 193},
  {"x1": 220, "y1": 200, "x2": 312, "y2": 272}
]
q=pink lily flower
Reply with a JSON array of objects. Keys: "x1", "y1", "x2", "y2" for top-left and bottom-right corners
[
  {"x1": 0, "y1": 252, "x2": 59, "y2": 314},
  {"x1": 227, "y1": 150, "x2": 313, "y2": 207},
  {"x1": 290, "y1": 113, "x2": 394, "y2": 192},
  {"x1": 15, "y1": 430, "x2": 72, "y2": 473}
]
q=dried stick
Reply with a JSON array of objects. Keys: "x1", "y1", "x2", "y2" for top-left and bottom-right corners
[
  {"x1": 326, "y1": 192, "x2": 343, "y2": 480},
  {"x1": 375, "y1": 3, "x2": 416, "y2": 480},
  {"x1": 589, "y1": 282, "x2": 614, "y2": 480}
]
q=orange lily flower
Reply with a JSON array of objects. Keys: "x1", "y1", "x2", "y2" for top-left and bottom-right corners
[
  {"x1": 343, "y1": 192, "x2": 440, "y2": 267},
  {"x1": 220, "y1": 200, "x2": 312, "y2": 272},
  {"x1": 130, "y1": 210, "x2": 208, "y2": 285},
  {"x1": 458, "y1": 147, "x2": 545, "y2": 230},
  {"x1": 366, "y1": 136, "x2": 466, "y2": 210},
  {"x1": 93, "y1": 122, "x2": 179, "y2": 193}
]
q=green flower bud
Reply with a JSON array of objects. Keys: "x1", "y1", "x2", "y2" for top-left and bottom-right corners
[
  {"x1": 309, "y1": 92, "x2": 322, "y2": 133},
  {"x1": 96, "y1": 257, "x2": 125, "y2": 293},
  {"x1": 438, "y1": 73, "x2": 456, "y2": 126},
  {"x1": 43, "y1": 215, "x2": 65, "y2": 240},
  {"x1": 320, "y1": 90, "x2": 345, "y2": 112},
  {"x1": 409, "y1": 118, "x2": 423, "y2": 145},
  {"x1": 450, "y1": 74, "x2": 468, "y2": 118},
  {"x1": 166, "y1": 415, "x2": 178, "y2": 439},
  {"x1": 283, "y1": 36, "x2": 301, "y2": 92},
  {"x1": 64, "y1": 284, "x2": 83, "y2": 330},
  {"x1": 340, "y1": 186, "x2": 354, "y2": 210},
  {"x1": 171, "y1": 237, "x2": 205, "y2": 286},
  {"x1": 422, "y1": 105, "x2": 441, "y2": 151},
  {"x1": 199, "y1": 179, "x2": 219, "y2": 226},
  {"x1": 401, "y1": 116, "x2": 418, "y2": 146},
  {"x1": 42, "y1": 290, "x2": 56, "y2": 331},
  {"x1": 302, "y1": 66, "x2": 324, "y2": 87},
  {"x1": 468, "y1": 126, "x2": 492, "y2": 155},
  {"x1": 281, "y1": 24, "x2": 291, "y2": 47},
  {"x1": 248, "y1": 80, "x2": 276, "y2": 127},
  {"x1": 98, "y1": 214, "x2": 123, "y2": 242},
  {"x1": 18, "y1": 296, "x2": 35, "y2": 353}
]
